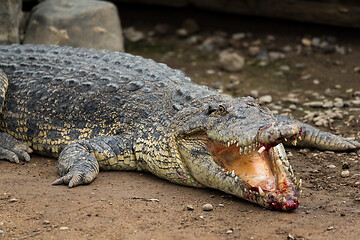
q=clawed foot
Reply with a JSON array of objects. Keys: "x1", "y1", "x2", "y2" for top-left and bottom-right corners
[
  {"x1": 52, "y1": 168, "x2": 97, "y2": 187},
  {"x1": 0, "y1": 132, "x2": 33, "y2": 163}
]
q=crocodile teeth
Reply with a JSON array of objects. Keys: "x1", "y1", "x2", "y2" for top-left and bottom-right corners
[
  {"x1": 227, "y1": 142, "x2": 230, "y2": 147},
  {"x1": 244, "y1": 146, "x2": 248, "y2": 154},
  {"x1": 297, "y1": 179, "x2": 302, "y2": 189},
  {"x1": 281, "y1": 197, "x2": 287, "y2": 205},
  {"x1": 258, "y1": 146, "x2": 266, "y2": 154},
  {"x1": 258, "y1": 186, "x2": 265, "y2": 196},
  {"x1": 231, "y1": 170, "x2": 235, "y2": 178},
  {"x1": 236, "y1": 142, "x2": 239, "y2": 147},
  {"x1": 239, "y1": 147, "x2": 243, "y2": 154},
  {"x1": 234, "y1": 176, "x2": 239, "y2": 182},
  {"x1": 291, "y1": 139, "x2": 297, "y2": 146}
]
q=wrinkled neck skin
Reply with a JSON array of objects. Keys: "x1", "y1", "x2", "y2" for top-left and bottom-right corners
[{"x1": 171, "y1": 95, "x2": 302, "y2": 211}]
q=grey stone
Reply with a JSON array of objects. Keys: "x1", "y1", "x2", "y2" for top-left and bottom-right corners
[
  {"x1": 219, "y1": 53, "x2": 244, "y2": 72},
  {"x1": 24, "y1": 0, "x2": 124, "y2": 51},
  {"x1": 0, "y1": 0, "x2": 22, "y2": 44},
  {"x1": 327, "y1": 164, "x2": 336, "y2": 169}
]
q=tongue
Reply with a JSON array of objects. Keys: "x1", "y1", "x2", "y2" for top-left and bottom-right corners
[{"x1": 217, "y1": 145, "x2": 277, "y2": 191}]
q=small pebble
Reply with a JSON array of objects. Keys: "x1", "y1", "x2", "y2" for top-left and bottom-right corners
[
  {"x1": 322, "y1": 101, "x2": 333, "y2": 108},
  {"x1": 226, "y1": 230, "x2": 233, "y2": 234},
  {"x1": 218, "y1": 203, "x2": 224, "y2": 207},
  {"x1": 219, "y1": 53, "x2": 245, "y2": 72},
  {"x1": 341, "y1": 170, "x2": 350, "y2": 178},
  {"x1": 186, "y1": 205, "x2": 194, "y2": 211},
  {"x1": 0, "y1": 230, "x2": 4, "y2": 234},
  {"x1": 202, "y1": 203, "x2": 214, "y2": 211},
  {"x1": 249, "y1": 46, "x2": 261, "y2": 56},
  {"x1": 289, "y1": 104, "x2": 297, "y2": 110},
  {"x1": 313, "y1": 79, "x2": 320, "y2": 85},
  {"x1": 301, "y1": 38, "x2": 311, "y2": 46},
  {"x1": 279, "y1": 65, "x2": 290, "y2": 71},
  {"x1": 250, "y1": 90, "x2": 259, "y2": 98},
  {"x1": 60, "y1": 226, "x2": 69, "y2": 230},
  {"x1": 328, "y1": 164, "x2": 336, "y2": 169},
  {"x1": 43, "y1": 220, "x2": 50, "y2": 225},
  {"x1": 259, "y1": 95, "x2": 272, "y2": 104},
  {"x1": 232, "y1": 33, "x2": 245, "y2": 40}
]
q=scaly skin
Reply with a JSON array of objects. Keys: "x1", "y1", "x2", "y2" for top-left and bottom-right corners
[{"x1": 0, "y1": 44, "x2": 359, "y2": 211}]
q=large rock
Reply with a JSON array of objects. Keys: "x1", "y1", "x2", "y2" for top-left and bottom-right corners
[
  {"x1": 24, "y1": 0, "x2": 124, "y2": 51},
  {"x1": 0, "y1": 0, "x2": 22, "y2": 44}
]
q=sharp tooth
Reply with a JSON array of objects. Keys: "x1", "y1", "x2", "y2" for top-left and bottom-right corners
[
  {"x1": 249, "y1": 190, "x2": 252, "y2": 195},
  {"x1": 258, "y1": 187, "x2": 265, "y2": 196},
  {"x1": 298, "y1": 179, "x2": 302, "y2": 189},
  {"x1": 291, "y1": 139, "x2": 297, "y2": 146},
  {"x1": 231, "y1": 170, "x2": 235, "y2": 177},
  {"x1": 248, "y1": 145, "x2": 252, "y2": 152},
  {"x1": 289, "y1": 165, "x2": 293, "y2": 174},
  {"x1": 239, "y1": 147, "x2": 243, "y2": 154},
  {"x1": 284, "y1": 138, "x2": 288, "y2": 142},
  {"x1": 281, "y1": 197, "x2": 287, "y2": 205},
  {"x1": 236, "y1": 142, "x2": 239, "y2": 147},
  {"x1": 235, "y1": 176, "x2": 239, "y2": 182},
  {"x1": 258, "y1": 146, "x2": 266, "y2": 154},
  {"x1": 227, "y1": 142, "x2": 230, "y2": 147},
  {"x1": 244, "y1": 146, "x2": 248, "y2": 154}
]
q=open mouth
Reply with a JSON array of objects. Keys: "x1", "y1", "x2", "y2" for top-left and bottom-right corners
[{"x1": 206, "y1": 138, "x2": 302, "y2": 210}]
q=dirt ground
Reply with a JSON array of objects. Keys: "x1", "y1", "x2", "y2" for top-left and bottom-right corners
[{"x1": 1, "y1": 4, "x2": 360, "y2": 240}]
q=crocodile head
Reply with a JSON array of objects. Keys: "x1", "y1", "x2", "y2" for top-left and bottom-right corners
[{"x1": 175, "y1": 95, "x2": 302, "y2": 210}]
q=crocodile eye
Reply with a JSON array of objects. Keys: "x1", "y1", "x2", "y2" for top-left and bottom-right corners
[
  {"x1": 208, "y1": 104, "x2": 228, "y2": 117},
  {"x1": 219, "y1": 105, "x2": 227, "y2": 114}
]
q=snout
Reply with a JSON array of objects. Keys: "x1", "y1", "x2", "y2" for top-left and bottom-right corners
[{"x1": 257, "y1": 122, "x2": 302, "y2": 147}]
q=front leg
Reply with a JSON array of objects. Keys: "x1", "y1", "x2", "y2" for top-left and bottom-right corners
[{"x1": 52, "y1": 136, "x2": 136, "y2": 187}]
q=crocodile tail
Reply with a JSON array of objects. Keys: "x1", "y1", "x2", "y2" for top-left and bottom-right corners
[
  {"x1": 0, "y1": 69, "x2": 8, "y2": 112},
  {"x1": 275, "y1": 115, "x2": 360, "y2": 151}
]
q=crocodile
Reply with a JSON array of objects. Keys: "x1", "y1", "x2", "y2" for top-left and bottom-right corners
[{"x1": 0, "y1": 44, "x2": 359, "y2": 211}]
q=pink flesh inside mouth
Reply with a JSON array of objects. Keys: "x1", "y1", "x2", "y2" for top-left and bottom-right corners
[{"x1": 207, "y1": 140, "x2": 297, "y2": 200}]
